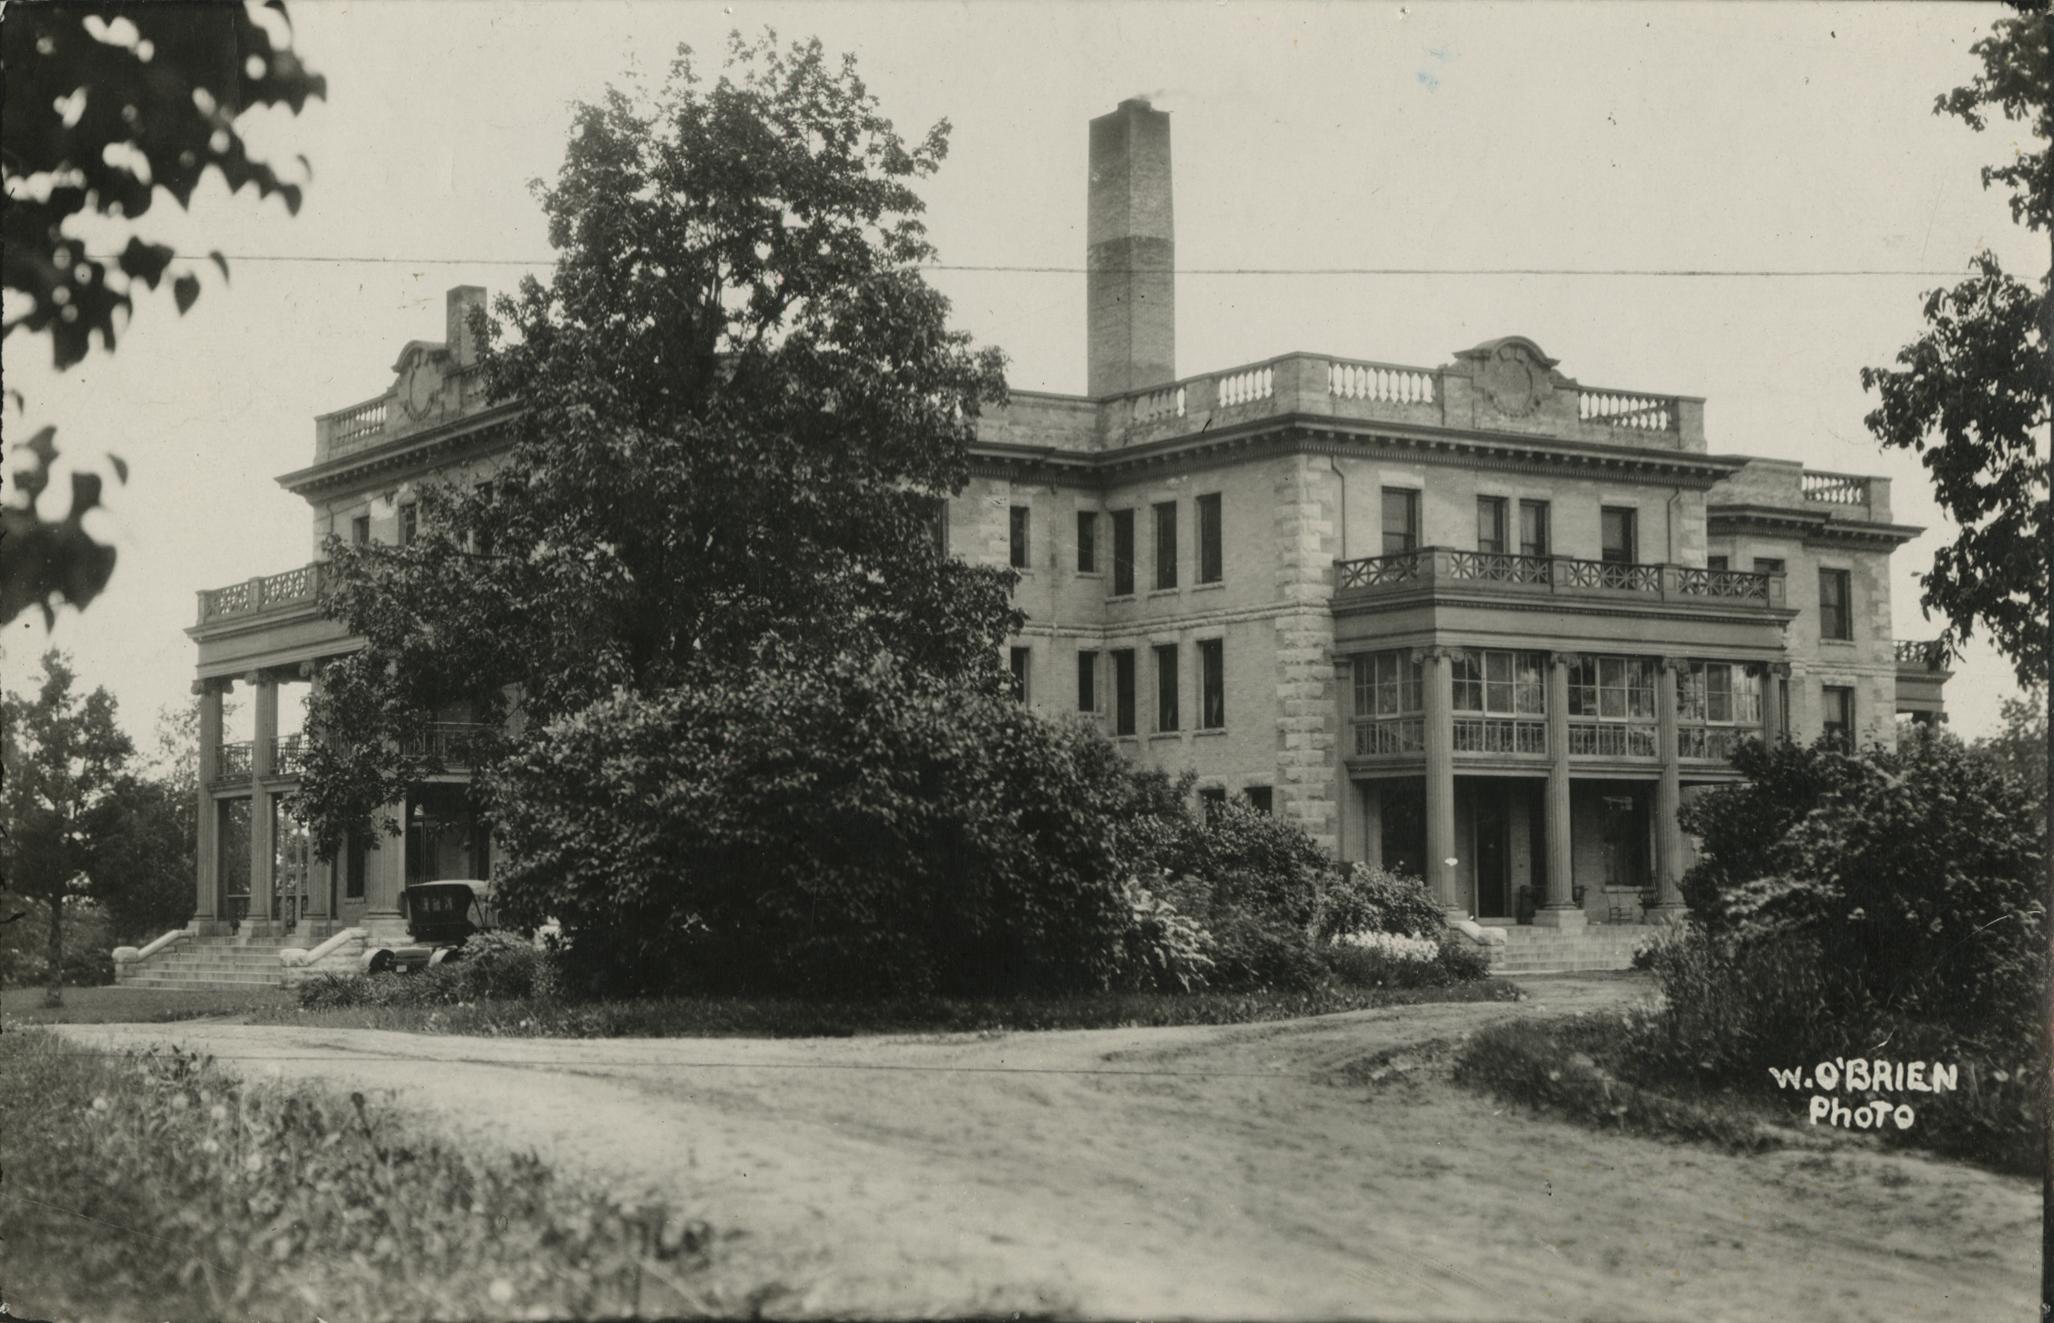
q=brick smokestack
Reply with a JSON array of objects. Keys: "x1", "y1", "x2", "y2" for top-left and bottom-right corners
[{"x1": 1087, "y1": 98, "x2": 1174, "y2": 398}]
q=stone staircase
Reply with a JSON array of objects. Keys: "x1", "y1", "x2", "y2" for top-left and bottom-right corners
[
  {"x1": 117, "y1": 931, "x2": 366, "y2": 991},
  {"x1": 1486, "y1": 923, "x2": 1652, "y2": 975}
]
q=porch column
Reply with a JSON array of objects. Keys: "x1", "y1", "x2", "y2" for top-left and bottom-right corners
[
  {"x1": 364, "y1": 797, "x2": 408, "y2": 939},
  {"x1": 193, "y1": 680, "x2": 222, "y2": 925},
  {"x1": 1423, "y1": 647, "x2": 1460, "y2": 914},
  {"x1": 247, "y1": 672, "x2": 277, "y2": 928},
  {"x1": 1536, "y1": 654, "x2": 1584, "y2": 928},
  {"x1": 1760, "y1": 662, "x2": 1788, "y2": 746},
  {"x1": 300, "y1": 661, "x2": 331, "y2": 922},
  {"x1": 1362, "y1": 782, "x2": 1384, "y2": 871},
  {"x1": 1333, "y1": 659, "x2": 1358, "y2": 864},
  {"x1": 1652, "y1": 657, "x2": 1687, "y2": 917}
]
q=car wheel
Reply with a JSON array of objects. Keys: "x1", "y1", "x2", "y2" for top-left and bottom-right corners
[{"x1": 368, "y1": 950, "x2": 395, "y2": 975}]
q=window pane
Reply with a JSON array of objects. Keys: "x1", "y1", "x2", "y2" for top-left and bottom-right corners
[
  {"x1": 1476, "y1": 497, "x2": 1507, "y2": 554},
  {"x1": 1200, "y1": 639, "x2": 1225, "y2": 729},
  {"x1": 1113, "y1": 650, "x2": 1136, "y2": 735},
  {"x1": 1155, "y1": 644, "x2": 1179, "y2": 731},
  {"x1": 1519, "y1": 501, "x2": 1550, "y2": 557},
  {"x1": 1601, "y1": 507, "x2": 1635, "y2": 563},
  {"x1": 1154, "y1": 502, "x2": 1178, "y2": 590},
  {"x1": 1353, "y1": 658, "x2": 1375, "y2": 717},
  {"x1": 1197, "y1": 493, "x2": 1223, "y2": 584},
  {"x1": 1009, "y1": 647, "x2": 1029, "y2": 702},
  {"x1": 1381, "y1": 488, "x2": 1418, "y2": 556},
  {"x1": 1403, "y1": 655, "x2": 1422, "y2": 713},
  {"x1": 1515, "y1": 653, "x2": 1546, "y2": 715},
  {"x1": 1076, "y1": 511, "x2": 1097, "y2": 573},
  {"x1": 1009, "y1": 506, "x2": 1030, "y2": 569},
  {"x1": 1111, "y1": 510, "x2": 1135, "y2": 595},
  {"x1": 1077, "y1": 652, "x2": 1097, "y2": 712},
  {"x1": 1484, "y1": 650, "x2": 1514, "y2": 714},
  {"x1": 1707, "y1": 665, "x2": 1732, "y2": 723}
]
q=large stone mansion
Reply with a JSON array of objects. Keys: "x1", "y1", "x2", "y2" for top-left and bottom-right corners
[{"x1": 127, "y1": 99, "x2": 1949, "y2": 984}]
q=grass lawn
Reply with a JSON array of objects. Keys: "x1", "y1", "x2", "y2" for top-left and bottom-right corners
[
  {"x1": 262, "y1": 975, "x2": 1524, "y2": 1039},
  {"x1": 1, "y1": 983, "x2": 293, "y2": 1025},
  {"x1": 0, "y1": 1026, "x2": 727, "y2": 1321}
]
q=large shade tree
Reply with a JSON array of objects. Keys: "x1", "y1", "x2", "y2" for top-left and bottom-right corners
[
  {"x1": 2, "y1": 2, "x2": 323, "y2": 626},
  {"x1": 296, "y1": 33, "x2": 1019, "y2": 863}
]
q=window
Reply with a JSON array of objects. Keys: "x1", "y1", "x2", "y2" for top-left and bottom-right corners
[
  {"x1": 1076, "y1": 511, "x2": 1097, "y2": 573},
  {"x1": 1381, "y1": 488, "x2": 1420, "y2": 556},
  {"x1": 399, "y1": 502, "x2": 418, "y2": 547},
  {"x1": 1476, "y1": 497, "x2": 1508, "y2": 554},
  {"x1": 1568, "y1": 656, "x2": 1657, "y2": 721},
  {"x1": 1244, "y1": 786, "x2": 1274, "y2": 815},
  {"x1": 1679, "y1": 662, "x2": 1758, "y2": 725},
  {"x1": 1706, "y1": 554, "x2": 1729, "y2": 571},
  {"x1": 1076, "y1": 651, "x2": 1098, "y2": 713},
  {"x1": 1196, "y1": 493, "x2": 1223, "y2": 584},
  {"x1": 1009, "y1": 506, "x2": 1031, "y2": 569},
  {"x1": 1153, "y1": 501, "x2": 1178, "y2": 590},
  {"x1": 1009, "y1": 647, "x2": 1029, "y2": 702},
  {"x1": 1450, "y1": 649, "x2": 1548, "y2": 715},
  {"x1": 1354, "y1": 650, "x2": 1423, "y2": 717},
  {"x1": 350, "y1": 514, "x2": 370, "y2": 546},
  {"x1": 1110, "y1": 510, "x2": 1135, "y2": 596},
  {"x1": 345, "y1": 830, "x2": 368, "y2": 900},
  {"x1": 1199, "y1": 638, "x2": 1225, "y2": 729},
  {"x1": 1822, "y1": 684, "x2": 1855, "y2": 746},
  {"x1": 1154, "y1": 644, "x2": 1180, "y2": 732},
  {"x1": 1112, "y1": 649, "x2": 1137, "y2": 736},
  {"x1": 1819, "y1": 568, "x2": 1852, "y2": 640},
  {"x1": 1600, "y1": 507, "x2": 1637, "y2": 564},
  {"x1": 1753, "y1": 556, "x2": 1786, "y2": 576},
  {"x1": 1519, "y1": 499, "x2": 1551, "y2": 557},
  {"x1": 1198, "y1": 786, "x2": 1227, "y2": 821}
]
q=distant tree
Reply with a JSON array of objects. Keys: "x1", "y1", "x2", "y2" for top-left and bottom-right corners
[
  {"x1": 86, "y1": 776, "x2": 192, "y2": 944},
  {"x1": 1973, "y1": 690, "x2": 2049, "y2": 810},
  {"x1": 1860, "y1": 7, "x2": 2051, "y2": 687},
  {"x1": 0, "y1": 652, "x2": 135, "y2": 1006},
  {"x1": 296, "y1": 32, "x2": 1016, "y2": 857},
  {"x1": 2, "y1": 3, "x2": 323, "y2": 626}
]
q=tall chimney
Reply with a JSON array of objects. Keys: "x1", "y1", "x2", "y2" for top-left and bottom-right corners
[
  {"x1": 446, "y1": 285, "x2": 487, "y2": 367},
  {"x1": 1087, "y1": 98, "x2": 1175, "y2": 398}
]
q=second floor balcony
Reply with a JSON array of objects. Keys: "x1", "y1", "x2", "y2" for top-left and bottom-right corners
[{"x1": 1335, "y1": 546, "x2": 1786, "y2": 610}]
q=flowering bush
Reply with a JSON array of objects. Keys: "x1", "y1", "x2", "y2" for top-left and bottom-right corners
[
  {"x1": 1331, "y1": 931, "x2": 1441, "y2": 963},
  {"x1": 1311, "y1": 864, "x2": 1444, "y2": 942},
  {"x1": 1324, "y1": 929, "x2": 1489, "y2": 989}
]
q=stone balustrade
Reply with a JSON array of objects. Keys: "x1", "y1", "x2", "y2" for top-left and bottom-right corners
[
  {"x1": 196, "y1": 561, "x2": 327, "y2": 626},
  {"x1": 1334, "y1": 547, "x2": 1785, "y2": 609}
]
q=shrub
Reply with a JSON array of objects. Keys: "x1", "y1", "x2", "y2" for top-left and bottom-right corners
[
  {"x1": 1112, "y1": 876, "x2": 1215, "y2": 992},
  {"x1": 0, "y1": 1027, "x2": 711, "y2": 1320},
  {"x1": 1312, "y1": 864, "x2": 1443, "y2": 942}
]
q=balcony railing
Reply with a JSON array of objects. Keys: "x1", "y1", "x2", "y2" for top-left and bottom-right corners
[
  {"x1": 272, "y1": 735, "x2": 306, "y2": 777},
  {"x1": 400, "y1": 721, "x2": 493, "y2": 766},
  {"x1": 1567, "y1": 721, "x2": 1658, "y2": 758},
  {"x1": 1894, "y1": 638, "x2": 1951, "y2": 671},
  {"x1": 197, "y1": 562, "x2": 327, "y2": 625},
  {"x1": 215, "y1": 741, "x2": 254, "y2": 784},
  {"x1": 1451, "y1": 717, "x2": 1547, "y2": 756},
  {"x1": 1335, "y1": 547, "x2": 1783, "y2": 608},
  {"x1": 1354, "y1": 715, "x2": 1426, "y2": 756},
  {"x1": 1679, "y1": 726, "x2": 1753, "y2": 762},
  {"x1": 1803, "y1": 471, "x2": 1871, "y2": 506}
]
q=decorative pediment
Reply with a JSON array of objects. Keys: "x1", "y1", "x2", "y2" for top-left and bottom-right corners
[
  {"x1": 390, "y1": 339, "x2": 452, "y2": 424},
  {"x1": 1450, "y1": 336, "x2": 1565, "y2": 421}
]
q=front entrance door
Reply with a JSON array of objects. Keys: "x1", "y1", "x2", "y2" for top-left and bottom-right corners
[{"x1": 1475, "y1": 791, "x2": 1510, "y2": 918}]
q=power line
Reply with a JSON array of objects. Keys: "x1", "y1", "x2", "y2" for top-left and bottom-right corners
[{"x1": 86, "y1": 251, "x2": 1976, "y2": 278}]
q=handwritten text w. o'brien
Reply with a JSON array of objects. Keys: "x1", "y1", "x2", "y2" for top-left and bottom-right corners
[{"x1": 1768, "y1": 1059, "x2": 1958, "y2": 1131}]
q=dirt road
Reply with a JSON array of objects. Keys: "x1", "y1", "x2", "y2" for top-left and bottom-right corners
[{"x1": 58, "y1": 977, "x2": 2036, "y2": 1321}]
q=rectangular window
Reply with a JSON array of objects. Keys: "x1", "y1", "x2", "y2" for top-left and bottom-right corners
[
  {"x1": 1452, "y1": 649, "x2": 1485, "y2": 712},
  {"x1": 1244, "y1": 786, "x2": 1274, "y2": 815},
  {"x1": 1476, "y1": 497, "x2": 1508, "y2": 554},
  {"x1": 1753, "y1": 557, "x2": 1786, "y2": 576},
  {"x1": 1110, "y1": 510, "x2": 1135, "y2": 596},
  {"x1": 1600, "y1": 507, "x2": 1637, "y2": 564},
  {"x1": 1112, "y1": 649, "x2": 1138, "y2": 736},
  {"x1": 1707, "y1": 554, "x2": 1729, "y2": 571},
  {"x1": 1450, "y1": 649, "x2": 1548, "y2": 716},
  {"x1": 1519, "y1": 499, "x2": 1551, "y2": 557},
  {"x1": 1381, "y1": 487, "x2": 1420, "y2": 556},
  {"x1": 1571, "y1": 656, "x2": 1656, "y2": 721},
  {"x1": 399, "y1": 502, "x2": 418, "y2": 547},
  {"x1": 1009, "y1": 646, "x2": 1029, "y2": 702},
  {"x1": 1819, "y1": 568, "x2": 1853, "y2": 640},
  {"x1": 344, "y1": 830, "x2": 368, "y2": 900},
  {"x1": 1154, "y1": 644, "x2": 1180, "y2": 732},
  {"x1": 1198, "y1": 786, "x2": 1227, "y2": 821},
  {"x1": 1076, "y1": 651, "x2": 1097, "y2": 713},
  {"x1": 1009, "y1": 506, "x2": 1031, "y2": 570},
  {"x1": 1706, "y1": 664, "x2": 1733, "y2": 723},
  {"x1": 1199, "y1": 638, "x2": 1225, "y2": 729},
  {"x1": 1355, "y1": 650, "x2": 1425, "y2": 717},
  {"x1": 1153, "y1": 501, "x2": 1178, "y2": 590},
  {"x1": 1822, "y1": 684, "x2": 1855, "y2": 746},
  {"x1": 1076, "y1": 511, "x2": 1097, "y2": 574},
  {"x1": 350, "y1": 514, "x2": 370, "y2": 546},
  {"x1": 1196, "y1": 493, "x2": 1223, "y2": 584}
]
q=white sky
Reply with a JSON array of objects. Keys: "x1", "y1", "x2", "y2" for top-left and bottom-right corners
[{"x1": 5, "y1": 0, "x2": 2043, "y2": 743}]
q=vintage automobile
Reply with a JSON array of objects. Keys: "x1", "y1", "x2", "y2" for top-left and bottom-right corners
[{"x1": 361, "y1": 878, "x2": 496, "y2": 974}]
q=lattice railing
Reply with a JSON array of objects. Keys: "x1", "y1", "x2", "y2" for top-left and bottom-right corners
[
  {"x1": 216, "y1": 741, "x2": 254, "y2": 782},
  {"x1": 1558, "y1": 557, "x2": 1663, "y2": 593},
  {"x1": 1894, "y1": 638, "x2": 1950, "y2": 670},
  {"x1": 1452, "y1": 717, "x2": 1547, "y2": 756},
  {"x1": 197, "y1": 562, "x2": 326, "y2": 624},
  {"x1": 1679, "y1": 726, "x2": 1751, "y2": 762},
  {"x1": 1444, "y1": 550, "x2": 1553, "y2": 586},
  {"x1": 271, "y1": 735, "x2": 306, "y2": 777},
  {"x1": 1567, "y1": 721, "x2": 1658, "y2": 758},
  {"x1": 1337, "y1": 548, "x2": 1428, "y2": 591},
  {"x1": 1353, "y1": 716, "x2": 1426, "y2": 757},
  {"x1": 400, "y1": 722, "x2": 493, "y2": 766},
  {"x1": 1673, "y1": 566, "x2": 1773, "y2": 602}
]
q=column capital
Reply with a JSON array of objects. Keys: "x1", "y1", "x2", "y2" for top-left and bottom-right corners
[
  {"x1": 298, "y1": 660, "x2": 318, "y2": 679},
  {"x1": 242, "y1": 669, "x2": 265, "y2": 689},
  {"x1": 1421, "y1": 645, "x2": 1458, "y2": 664},
  {"x1": 1657, "y1": 655, "x2": 1686, "y2": 674},
  {"x1": 1549, "y1": 651, "x2": 1583, "y2": 671}
]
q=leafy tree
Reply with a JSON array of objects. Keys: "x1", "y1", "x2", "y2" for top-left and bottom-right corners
[
  {"x1": 2, "y1": 3, "x2": 323, "y2": 625},
  {"x1": 1974, "y1": 689, "x2": 2049, "y2": 809},
  {"x1": 1859, "y1": 7, "x2": 2051, "y2": 686},
  {"x1": 297, "y1": 33, "x2": 1016, "y2": 858},
  {"x1": 1675, "y1": 737, "x2": 1869, "y2": 926},
  {"x1": 0, "y1": 652, "x2": 135, "y2": 1006},
  {"x1": 85, "y1": 775, "x2": 192, "y2": 944}
]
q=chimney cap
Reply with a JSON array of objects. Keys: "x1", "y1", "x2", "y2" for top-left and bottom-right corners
[{"x1": 1118, "y1": 95, "x2": 1153, "y2": 110}]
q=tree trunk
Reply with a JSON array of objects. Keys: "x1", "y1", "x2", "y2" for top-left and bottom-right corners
[{"x1": 44, "y1": 892, "x2": 65, "y2": 1009}]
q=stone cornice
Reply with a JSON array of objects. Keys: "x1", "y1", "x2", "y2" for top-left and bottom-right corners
[
  {"x1": 278, "y1": 405, "x2": 519, "y2": 497},
  {"x1": 1706, "y1": 502, "x2": 1922, "y2": 549}
]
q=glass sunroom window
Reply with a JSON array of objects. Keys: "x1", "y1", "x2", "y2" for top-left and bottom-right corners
[
  {"x1": 1354, "y1": 650, "x2": 1423, "y2": 717},
  {"x1": 1452, "y1": 649, "x2": 1548, "y2": 715},
  {"x1": 1571, "y1": 656, "x2": 1656, "y2": 720}
]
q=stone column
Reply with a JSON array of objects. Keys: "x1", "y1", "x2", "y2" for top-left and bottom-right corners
[
  {"x1": 1536, "y1": 654, "x2": 1584, "y2": 928},
  {"x1": 1423, "y1": 647, "x2": 1460, "y2": 915},
  {"x1": 1652, "y1": 658, "x2": 1688, "y2": 917},
  {"x1": 1362, "y1": 782, "x2": 1384, "y2": 871},
  {"x1": 1762, "y1": 662, "x2": 1789, "y2": 746},
  {"x1": 1332, "y1": 660, "x2": 1357, "y2": 864},
  {"x1": 248, "y1": 672, "x2": 277, "y2": 928},
  {"x1": 193, "y1": 680, "x2": 222, "y2": 927},
  {"x1": 364, "y1": 798, "x2": 409, "y2": 940},
  {"x1": 298, "y1": 661, "x2": 331, "y2": 923}
]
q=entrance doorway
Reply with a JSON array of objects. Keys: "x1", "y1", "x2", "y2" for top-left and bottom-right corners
[{"x1": 1474, "y1": 793, "x2": 1510, "y2": 918}]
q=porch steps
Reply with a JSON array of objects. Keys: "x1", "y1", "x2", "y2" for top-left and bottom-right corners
[
  {"x1": 118, "y1": 933, "x2": 362, "y2": 992},
  {"x1": 1487, "y1": 924, "x2": 1650, "y2": 975}
]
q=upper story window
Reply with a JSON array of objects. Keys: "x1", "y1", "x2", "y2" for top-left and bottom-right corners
[
  {"x1": 399, "y1": 502, "x2": 418, "y2": 547},
  {"x1": 1381, "y1": 488, "x2": 1420, "y2": 556},
  {"x1": 1154, "y1": 643, "x2": 1180, "y2": 732},
  {"x1": 1009, "y1": 646, "x2": 1030, "y2": 702},
  {"x1": 1452, "y1": 648, "x2": 1547, "y2": 716},
  {"x1": 1110, "y1": 510, "x2": 1136, "y2": 596},
  {"x1": 1476, "y1": 497, "x2": 1508, "y2": 554},
  {"x1": 350, "y1": 514, "x2": 371, "y2": 546},
  {"x1": 1679, "y1": 661, "x2": 1761, "y2": 726},
  {"x1": 1196, "y1": 493, "x2": 1223, "y2": 585},
  {"x1": 1753, "y1": 556, "x2": 1786, "y2": 576},
  {"x1": 1112, "y1": 648, "x2": 1137, "y2": 736},
  {"x1": 1076, "y1": 511, "x2": 1097, "y2": 574},
  {"x1": 1353, "y1": 650, "x2": 1423, "y2": 717},
  {"x1": 1818, "y1": 568, "x2": 1853, "y2": 640},
  {"x1": 1569, "y1": 655, "x2": 1656, "y2": 721},
  {"x1": 1519, "y1": 500, "x2": 1551, "y2": 557},
  {"x1": 1244, "y1": 786, "x2": 1274, "y2": 815},
  {"x1": 1153, "y1": 501, "x2": 1178, "y2": 590},
  {"x1": 1600, "y1": 507, "x2": 1637, "y2": 564},
  {"x1": 1008, "y1": 505, "x2": 1031, "y2": 569},
  {"x1": 1199, "y1": 638, "x2": 1225, "y2": 729},
  {"x1": 1076, "y1": 651, "x2": 1098, "y2": 713},
  {"x1": 1707, "y1": 554, "x2": 1729, "y2": 571}
]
